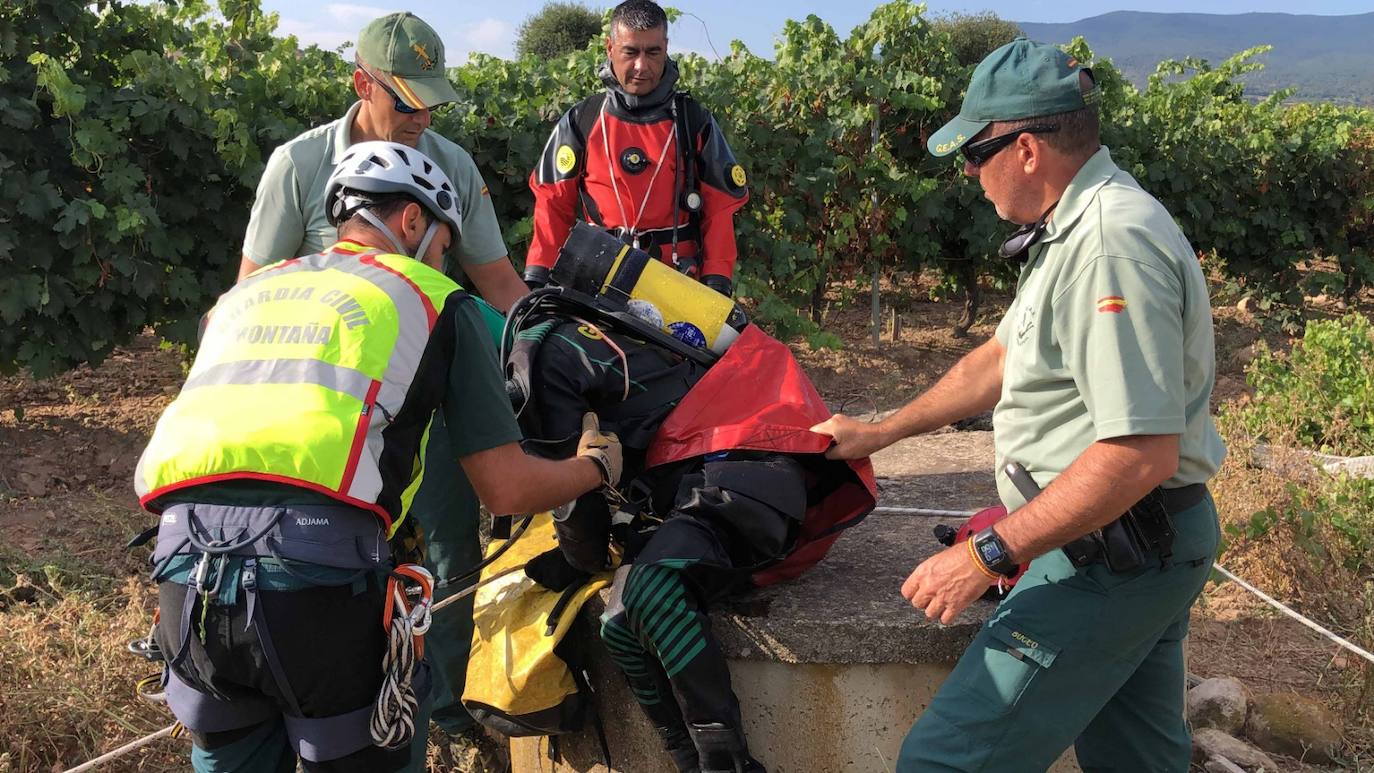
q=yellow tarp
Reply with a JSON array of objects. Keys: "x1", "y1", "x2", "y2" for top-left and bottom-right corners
[{"x1": 462, "y1": 512, "x2": 610, "y2": 734}]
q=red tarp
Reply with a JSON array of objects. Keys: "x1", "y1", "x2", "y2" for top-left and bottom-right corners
[{"x1": 646, "y1": 325, "x2": 878, "y2": 586}]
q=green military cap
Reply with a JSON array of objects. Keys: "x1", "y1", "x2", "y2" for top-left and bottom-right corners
[
  {"x1": 928, "y1": 37, "x2": 1097, "y2": 157},
  {"x1": 357, "y1": 12, "x2": 460, "y2": 110}
]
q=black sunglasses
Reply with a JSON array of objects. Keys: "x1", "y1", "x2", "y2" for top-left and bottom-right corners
[
  {"x1": 961, "y1": 124, "x2": 1058, "y2": 167},
  {"x1": 999, "y1": 202, "x2": 1058, "y2": 262},
  {"x1": 361, "y1": 68, "x2": 422, "y2": 115}
]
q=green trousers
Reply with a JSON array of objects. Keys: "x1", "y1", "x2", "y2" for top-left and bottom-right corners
[
  {"x1": 899, "y1": 495, "x2": 1220, "y2": 773},
  {"x1": 189, "y1": 701, "x2": 432, "y2": 773},
  {"x1": 410, "y1": 412, "x2": 483, "y2": 737}
]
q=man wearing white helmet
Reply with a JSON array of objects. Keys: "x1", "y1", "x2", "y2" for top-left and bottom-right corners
[
  {"x1": 238, "y1": 13, "x2": 533, "y2": 742},
  {"x1": 137, "y1": 142, "x2": 622, "y2": 772}
]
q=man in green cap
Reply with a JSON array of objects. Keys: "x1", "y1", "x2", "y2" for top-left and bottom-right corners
[
  {"x1": 237, "y1": 12, "x2": 527, "y2": 754},
  {"x1": 239, "y1": 11, "x2": 526, "y2": 311},
  {"x1": 813, "y1": 37, "x2": 1226, "y2": 771}
]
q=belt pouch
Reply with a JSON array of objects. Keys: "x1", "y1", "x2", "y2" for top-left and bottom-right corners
[
  {"x1": 1062, "y1": 533, "x2": 1102, "y2": 567},
  {"x1": 1099, "y1": 519, "x2": 1146, "y2": 574}
]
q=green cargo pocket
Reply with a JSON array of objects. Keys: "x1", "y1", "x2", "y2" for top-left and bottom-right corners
[{"x1": 960, "y1": 620, "x2": 1061, "y2": 717}]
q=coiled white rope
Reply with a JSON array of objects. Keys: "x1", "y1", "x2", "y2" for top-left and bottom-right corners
[
  {"x1": 370, "y1": 566, "x2": 433, "y2": 749},
  {"x1": 369, "y1": 606, "x2": 421, "y2": 748}
]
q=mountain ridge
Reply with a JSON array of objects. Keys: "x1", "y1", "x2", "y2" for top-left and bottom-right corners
[{"x1": 1017, "y1": 11, "x2": 1374, "y2": 105}]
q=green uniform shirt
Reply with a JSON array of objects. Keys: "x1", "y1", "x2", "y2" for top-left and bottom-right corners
[
  {"x1": 242, "y1": 102, "x2": 509, "y2": 278},
  {"x1": 992, "y1": 147, "x2": 1226, "y2": 510}
]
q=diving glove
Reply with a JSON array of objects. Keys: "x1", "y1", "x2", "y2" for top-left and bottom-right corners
[
  {"x1": 523, "y1": 264, "x2": 551, "y2": 290},
  {"x1": 577, "y1": 412, "x2": 623, "y2": 487},
  {"x1": 702, "y1": 274, "x2": 733, "y2": 297}
]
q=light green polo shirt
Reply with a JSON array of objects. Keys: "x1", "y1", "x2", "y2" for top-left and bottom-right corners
[
  {"x1": 242, "y1": 102, "x2": 508, "y2": 278},
  {"x1": 992, "y1": 146, "x2": 1226, "y2": 511}
]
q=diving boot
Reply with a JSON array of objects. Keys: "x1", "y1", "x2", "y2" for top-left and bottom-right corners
[
  {"x1": 656, "y1": 724, "x2": 702, "y2": 772},
  {"x1": 687, "y1": 722, "x2": 766, "y2": 773}
]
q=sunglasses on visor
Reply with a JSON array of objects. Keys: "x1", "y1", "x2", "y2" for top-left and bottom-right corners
[
  {"x1": 961, "y1": 124, "x2": 1058, "y2": 167},
  {"x1": 361, "y1": 68, "x2": 426, "y2": 115}
]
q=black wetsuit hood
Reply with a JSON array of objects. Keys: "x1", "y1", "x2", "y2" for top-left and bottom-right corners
[{"x1": 598, "y1": 57, "x2": 680, "y2": 113}]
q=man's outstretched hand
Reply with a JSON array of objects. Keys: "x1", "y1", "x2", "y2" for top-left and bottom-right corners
[
  {"x1": 809, "y1": 414, "x2": 891, "y2": 460},
  {"x1": 900, "y1": 544, "x2": 998, "y2": 625}
]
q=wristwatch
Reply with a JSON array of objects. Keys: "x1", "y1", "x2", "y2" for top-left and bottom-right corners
[{"x1": 971, "y1": 526, "x2": 1019, "y2": 577}]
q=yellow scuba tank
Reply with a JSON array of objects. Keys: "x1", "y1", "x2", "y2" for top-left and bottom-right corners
[{"x1": 550, "y1": 223, "x2": 748, "y2": 357}]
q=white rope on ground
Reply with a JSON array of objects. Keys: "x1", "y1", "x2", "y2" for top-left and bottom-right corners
[
  {"x1": 1211, "y1": 562, "x2": 1374, "y2": 667},
  {"x1": 872, "y1": 506, "x2": 977, "y2": 517},
  {"x1": 874, "y1": 501, "x2": 1374, "y2": 666},
  {"x1": 62, "y1": 723, "x2": 176, "y2": 773}
]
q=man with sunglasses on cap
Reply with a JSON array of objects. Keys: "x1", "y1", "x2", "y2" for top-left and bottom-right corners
[
  {"x1": 236, "y1": 12, "x2": 530, "y2": 750},
  {"x1": 239, "y1": 12, "x2": 526, "y2": 312},
  {"x1": 813, "y1": 38, "x2": 1225, "y2": 771}
]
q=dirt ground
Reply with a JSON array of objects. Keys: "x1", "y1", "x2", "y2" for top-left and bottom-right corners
[{"x1": 1, "y1": 276, "x2": 1370, "y2": 771}]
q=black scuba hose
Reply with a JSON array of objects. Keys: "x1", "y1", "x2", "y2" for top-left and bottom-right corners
[
  {"x1": 433, "y1": 512, "x2": 535, "y2": 590},
  {"x1": 499, "y1": 286, "x2": 564, "y2": 366}
]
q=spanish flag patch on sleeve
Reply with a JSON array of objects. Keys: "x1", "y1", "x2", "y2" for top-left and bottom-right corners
[{"x1": 1096, "y1": 296, "x2": 1127, "y2": 314}]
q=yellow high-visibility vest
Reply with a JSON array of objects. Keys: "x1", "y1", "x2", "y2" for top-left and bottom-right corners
[{"x1": 136, "y1": 241, "x2": 461, "y2": 535}]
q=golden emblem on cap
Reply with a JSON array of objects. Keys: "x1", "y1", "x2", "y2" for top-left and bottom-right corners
[
  {"x1": 412, "y1": 43, "x2": 435, "y2": 70},
  {"x1": 730, "y1": 164, "x2": 747, "y2": 188}
]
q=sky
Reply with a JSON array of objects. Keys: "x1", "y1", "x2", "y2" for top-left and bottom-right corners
[{"x1": 261, "y1": 1, "x2": 1374, "y2": 62}]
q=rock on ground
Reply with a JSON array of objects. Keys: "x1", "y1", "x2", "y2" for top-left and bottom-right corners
[
  {"x1": 1244, "y1": 692, "x2": 1342, "y2": 765},
  {"x1": 1189, "y1": 677, "x2": 1250, "y2": 735},
  {"x1": 1192, "y1": 727, "x2": 1278, "y2": 772}
]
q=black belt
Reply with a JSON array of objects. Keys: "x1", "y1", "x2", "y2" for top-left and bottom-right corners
[
  {"x1": 1158, "y1": 482, "x2": 1208, "y2": 513},
  {"x1": 1062, "y1": 483, "x2": 1208, "y2": 572},
  {"x1": 606, "y1": 222, "x2": 700, "y2": 252}
]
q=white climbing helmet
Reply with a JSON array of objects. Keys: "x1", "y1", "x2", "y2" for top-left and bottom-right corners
[{"x1": 325, "y1": 140, "x2": 462, "y2": 259}]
